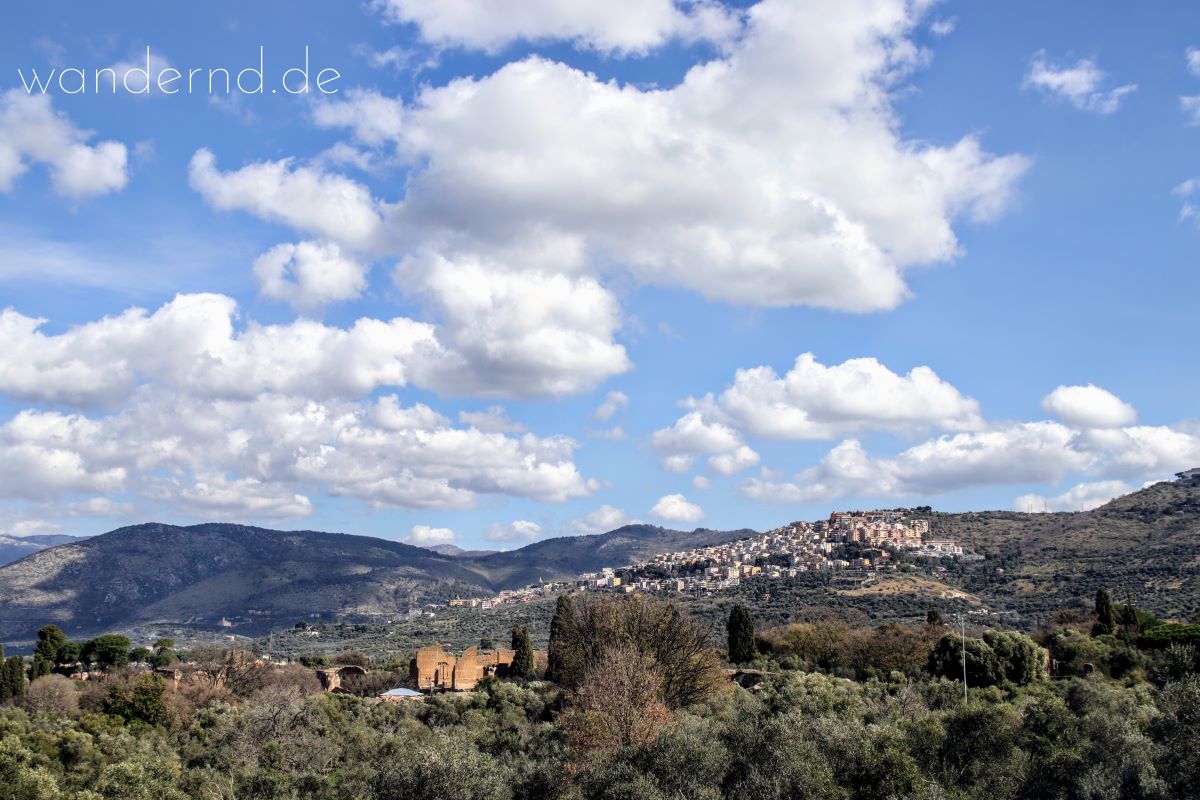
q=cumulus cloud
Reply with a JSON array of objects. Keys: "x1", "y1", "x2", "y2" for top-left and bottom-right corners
[
  {"x1": 744, "y1": 418, "x2": 1200, "y2": 505},
  {"x1": 684, "y1": 352, "x2": 983, "y2": 441},
  {"x1": 1187, "y1": 46, "x2": 1200, "y2": 77},
  {"x1": 708, "y1": 445, "x2": 762, "y2": 476},
  {"x1": 312, "y1": 88, "x2": 405, "y2": 147},
  {"x1": 298, "y1": 0, "x2": 1028, "y2": 313},
  {"x1": 1023, "y1": 52, "x2": 1137, "y2": 114},
  {"x1": 929, "y1": 17, "x2": 956, "y2": 37},
  {"x1": 0, "y1": 90, "x2": 128, "y2": 197},
  {"x1": 0, "y1": 388, "x2": 591, "y2": 513},
  {"x1": 1174, "y1": 178, "x2": 1200, "y2": 223},
  {"x1": 252, "y1": 240, "x2": 368, "y2": 313},
  {"x1": 564, "y1": 504, "x2": 633, "y2": 533},
  {"x1": 592, "y1": 391, "x2": 629, "y2": 423},
  {"x1": 459, "y1": 406, "x2": 525, "y2": 433},
  {"x1": 403, "y1": 256, "x2": 631, "y2": 397},
  {"x1": 1014, "y1": 480, "x2": 1132, "y2": 513},
  {"x1": 1042, "y1": 384, "x2": 1136, "y2": 429},
  {"x1": 188, "y1": 149, "x2": 385, "y2": 250},
  {"x1": 1181, "y1": 96, "x2": 1200, "y2": 127},
  {"x1": 651, "y1": 411, "x2": 758, "y2": 474},
  {"x1": 372, "y1": 0, "x2": 740, "y2": 55},
  {"x1": 486, "y1": 519, "x2": 543, "y2": 542},
  {"x1": 649, "y1": 493, "x2": 704, "y2": 524},
  {"x1": 0, "y1": 293, "x2": 436, "y2": 407},
  {"x1": 153, "y1": 473, "x2": 313, "y2": 520},
  {"x1": 103, "y1": 48, "x2": 174, "y2": 94},
  {"x1": 408, "y1": 524, "x2": 457, "y2": 545}
]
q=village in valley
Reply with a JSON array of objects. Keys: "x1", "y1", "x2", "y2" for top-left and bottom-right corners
[{"x1": 448, "y1": 509, "x2": 978, "y2": 612}]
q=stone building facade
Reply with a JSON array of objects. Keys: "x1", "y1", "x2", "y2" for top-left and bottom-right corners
[{"x1": 411, "y1": 645, "x2": 532, "y2": 691}]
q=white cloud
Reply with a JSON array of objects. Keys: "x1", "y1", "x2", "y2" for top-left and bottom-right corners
[
  {"x1": 1023, "y1": 51, "x2": 1137, "y2": 114},
  {"x1": 588, "y1": 425, "x2": 627, "y2": 441},
  {"x1": 1042, "y1": 384, "x2": 1136, "y2": 429},
  {"x1": 1181, "y1": 96, "x2": 1200, "y2": 127},
  {"x1": 1187, "y1": 46, "x2": 1200, "y2": 77},
  {"x1": 744, "y1": 417, "x2": 1200, "y2": 505},
  {"x1": 459, "y1": 406, "x2": 524, "y2": 433},
  {"x1": 0, "y1": 386, "x2": 592, "y2": 513},
  {"x1": 708, "y1": 445, "x2": 761, "y2": 476},
  {"x1": 688, "y1": 352, "x2": 983, "y2": 440},
  {"x1": 408, "y1": 524, "x2": 457, "y2": 545},
  {"x1": 188, "y1": 149, "x2": 385, "y2": 250},
  {"x1": 651, "y1": 411, "x2": 744, "y2": 455},
  {"x1": 369, "y1": 396, "x2": 449, "y2": 430},
  {"x1": 1014, "y1": 480, "x2": 1131, "y2": 513},
  {"x1": 303, "y1": 0, "x2": 1028, "y2": 313},
  {"x1": 691, "y1": 475, "x2": 711, "y2": 490},
  {"x1": 1175, "y1": 177, "x2": 1200, "y2": 223},
  {"x1": 312, "y1": 88, "x2": 405, "y2": 147},
  {"x1": 592, "y1": 390, "x2": 629, "y2": 422},
  {"x1": 0, "y1": 90, "x2": 128, "y2": 197},
  {"x1": 103, "y1": 48, "x2": 174, "y2": 95},
  {"x1": 154, "y1": 473, "x2": 313, "y2": 520},
  {"x1": 564, "y1": 504, "x2": 632, "y2": 533},
  {"x1": 373, "y1": 0, "x2": 740, "y2": 55},
  {"x1": 404, "y1": 256, "x2": 631, "y2": 397},
  {"x1": 649, "y1": 493, "x2": 704, "y2": 524},
  {"x1": 743, "y1": 423, "x2": 1093, "y2": 503},
  {"x1": 1078, "y1": 425, "x2": 1200, "y2": 479},
  {"x1": 929, "y1": 17, "x2": 956, "y2": 37},
  {"x1": 0, "y1": 293, "x2": 436, "y2": 407},
  {"x1": 486, "y1": 519, "x2": 543, "y2": 542},
  {"x1": 651, "y1": 411, "x2": 758, "y2": 473},
  {"x1": 252, "y1": 240, "x2": 368, "y2": 313}
]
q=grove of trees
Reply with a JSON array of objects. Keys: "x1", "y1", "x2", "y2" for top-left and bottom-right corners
[{"x1": 0, "y1": 589, "x2": 1198, "y2": 798}]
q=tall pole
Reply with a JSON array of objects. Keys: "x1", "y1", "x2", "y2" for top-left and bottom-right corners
[{"x1": 960, "y1": 612, "x2": 968, "y2": 703}]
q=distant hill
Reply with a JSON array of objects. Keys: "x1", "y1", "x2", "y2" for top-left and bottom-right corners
[
  {"x1": 926, "y1": 473, "x2": 1200, "y2": 621},
  {"x1": 427, "y1": 544, "x2": 499, "y2": 557},
  {"x1": 0, "y1": 534, "x2": 87, "y2": 567},
  {"x1": 0, "y1": 521, "x2": 753, "y2": 643}
]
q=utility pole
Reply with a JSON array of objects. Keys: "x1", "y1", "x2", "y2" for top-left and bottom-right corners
[{"x1": 960, "y1": 612, "x2": 968, "y2": 703}]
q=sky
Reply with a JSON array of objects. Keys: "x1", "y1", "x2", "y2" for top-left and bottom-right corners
[{"x1": 0, "y1": 0, "x2": 1197, "y2": 550}]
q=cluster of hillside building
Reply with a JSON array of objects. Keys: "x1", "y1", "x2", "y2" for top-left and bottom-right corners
[{"x1": 447, "y1": 509, "x2": 974, "y2": 610}]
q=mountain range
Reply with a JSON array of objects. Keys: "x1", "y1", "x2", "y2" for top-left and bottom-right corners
[
  {"x1": 0, "y1": 534, "x2": 87, "y2": 568},
  {"x1": 1, "y1": 473, "x2": 1196, "y2": 646},
  {"x1": 0, "y1": 521, "x2": 753, "y2": 643}
]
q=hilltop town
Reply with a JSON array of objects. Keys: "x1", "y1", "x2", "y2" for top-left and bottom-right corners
[{"x1": 449, "y1": 509, "x2": 975, "y2": 611}]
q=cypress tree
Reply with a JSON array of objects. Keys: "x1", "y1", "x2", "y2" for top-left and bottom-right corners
[
  {"x1": 1093, "y1": 588, "x2": 1116, "y2": 636},
  {"x1": 0, "y1": 644, "x2": 8, "y2": 702},
  {"x1": 511, "y1": 625, "x2": 535, "y2": 679},
  {"x1": 5, "y1": 656, "x2": 26, "y2": 698},
  {"x1": 727, "y1": 604, "x2": 756, "y2": 664},
  {"x1": 546, "y1": 594, "x2": 584, "y2": 689}
]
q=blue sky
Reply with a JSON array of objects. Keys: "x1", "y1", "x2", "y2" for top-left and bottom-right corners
[{"x1": 0, "y1": 1, "x2": 1197, "y2": 549}]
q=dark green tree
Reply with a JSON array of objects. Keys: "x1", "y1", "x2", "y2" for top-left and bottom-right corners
[
  {"x1": 511, "y1": 625, "x2": 535, "y2": 679},
  {"x1": 5, "y1": 655, "x2": 26, "y2": 698},
  {"x1": 106, "y1": 674, "x2": 170, "y2": 726},
  {"x1": 926, "y1": 608, "x2": 944, "y2": 627},
  {"x1": 0, "y1": 643, "x2": 8, "y2": 701},
  {"x1": 727, "y1": 605, "x2": 756, "y2": 664},
  {"x1": 82, "y1": 634, "x2": 132, "y2": 670},
  {"x1": 31, "y1": 624, "x2": 67, "y2": 678},
  {"x1": 546, "y1": 594, "x2": 584, "y2": 688},
  {"x1": 929, "y1": 633, "x2": 1002, "y2": 688},
  {"x1": 1093, "y1": 588, "x2": 1116, "y2": 636}
]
